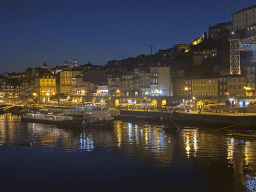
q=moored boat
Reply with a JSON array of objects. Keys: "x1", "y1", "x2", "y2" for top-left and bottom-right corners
[
  {"x1": 33, "y1": 104, "x2": 114, "y2": 128},
  {"x1": 21, "y1": 112, "x2": 86, "y2": 127},
  {"x1": 84, "y1": 109, "x2": 114, "y2": 128}
]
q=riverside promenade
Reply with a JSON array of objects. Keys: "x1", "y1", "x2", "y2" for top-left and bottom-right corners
[{"x1": 114, "y1": 109, "x2": 256, "y2": 127}]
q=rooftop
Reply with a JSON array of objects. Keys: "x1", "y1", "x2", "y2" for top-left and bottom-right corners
[
  {"x1": 232, "y1": 4, "x2": 256, "y2": 15},
  {"x1": 209, "y1": 22, "x2": 232, "y2": 29}
]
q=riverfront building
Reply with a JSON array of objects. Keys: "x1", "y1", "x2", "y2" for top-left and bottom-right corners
[
  {"x1": 232, "y1": 5, "x2": 256, "y2": 31},
  {"x1": 150, "y1": 65, "x2": 172, "y2": 96},
  {"x1": 60, "y1": 69, "x2": 81, "y2": 96},
  {"x1": 37, "y1": 75, "x2": 56, "y2": 103}
]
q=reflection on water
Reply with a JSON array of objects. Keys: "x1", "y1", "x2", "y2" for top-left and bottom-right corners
[{"x1": 1, "y1": 114, "x2": 256, "y2": 190}]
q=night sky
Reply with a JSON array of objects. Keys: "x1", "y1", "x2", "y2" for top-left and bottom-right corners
[{"x1": 1, "y1": 0, "x2": 255, "y2": 73}]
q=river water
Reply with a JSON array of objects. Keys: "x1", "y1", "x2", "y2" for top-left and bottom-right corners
[{"x1": 0, "y1": 113, "x2": 255, "y2": 191}]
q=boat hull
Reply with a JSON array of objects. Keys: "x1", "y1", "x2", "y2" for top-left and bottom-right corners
[{"x1": 21, "y1": 116, "x2": 86, "y2": 127}]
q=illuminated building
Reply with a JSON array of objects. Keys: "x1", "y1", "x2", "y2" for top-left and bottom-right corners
[
  {"x1": 37, "y1": 75, "x2": 56, "y2": 103},
  {"x1": 71, "y1": 74, "x2": 94, "y2": 97},
  {"x1": 192, "y1": 77, "x2": 218, "y2": 97},
  {"x1": 150, "y1": 64, "x2": 172, "y2": 96},
  {"x1": 60, "y1": 69, "x2": 81, "y2": 96},
  {"x1": 191, "y1": 32, "x2": 207, "y2": 46},
  {"x1": 93, "y1": 85, "x2": 109, "y2": 96}
]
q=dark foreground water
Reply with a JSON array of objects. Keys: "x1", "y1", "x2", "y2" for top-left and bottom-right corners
[{"x1": 0, "y1": 113, "x2": 255, "y2": 191}]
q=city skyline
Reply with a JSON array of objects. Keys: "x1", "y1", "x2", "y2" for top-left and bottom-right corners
[{"x1": 1, "y1": 0, "x2": 255, "y2": 73}]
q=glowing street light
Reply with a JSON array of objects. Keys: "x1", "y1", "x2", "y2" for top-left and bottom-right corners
[
  {"x1": 185, "y1": 87, "x2": 188, "y2": 91},
  {"x1": 244, "y1": 87, "x2": 250, "y2": 96}
]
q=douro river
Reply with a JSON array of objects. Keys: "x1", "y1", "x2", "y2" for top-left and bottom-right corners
[{"x1": 0, "y1": 113, "x2": 255, "y2": 191}]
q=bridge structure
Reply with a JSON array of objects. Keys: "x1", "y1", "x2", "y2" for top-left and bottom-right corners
[{"x1": 229, "y1": 34, "x2": 256, "y2": 75}]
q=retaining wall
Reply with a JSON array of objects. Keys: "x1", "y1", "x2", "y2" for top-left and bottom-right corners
[{"x1": 117, "y1": 110, "x2": 256, "y2": 126}]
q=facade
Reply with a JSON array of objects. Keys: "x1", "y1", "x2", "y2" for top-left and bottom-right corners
[
  {"x1": 37, "y1": 75, "x2": 57, "y2": 103},
  {"x1": 71, "y1": 74, "x2": 95, "y2": 103},
  {"x1": 192, "y1": 78, "x2": 218, "y2": 97},
  {"x1": 232, "y1": 5, "x2": 256, "y2": 31},
  {"x1": 208, "y1": 22, "x2": 233, "y2": 39},
  {"x1": 241, "y1": 24, "x2": 256, "y2": 44},
  {"x1": 20, "y1": 79, "x2": 35, "y2": 98},
  {"x1": 107, "y1": 73, "x2": 122, "y2": 96},
  {"x1": 218, "y1": 78, "x2": 228, "y2": 96},
  {"x1": 226, "y1": 75, "x2": 247, "y2": 97},
  {"x1": 121, "y1": 73, "x2": 135, "y2": 96},
  {"x1": 1, "y1": 80, "x2": 21, "y2": 104},
  {"x1": 71, "y1": 74, "x2": 94, "y2": 97},
  {"x1": 242, "y1": 65, "x2": 256, "y2": 95},
  {"x1": 94, "y1": 85, "x2": 109, "y2": 96},
  {"x1": 150, "y1": 66, "x2": 171, "y2": 96},
  {"x1": 60, "y1": 70, "x2": 81, "y2": 95},
  {"x1": 139, "y1": 69, "x2": 151, "y2": 96},
  {"x1": 134, "y1": 68, "x2": 140, "y2": 96}
]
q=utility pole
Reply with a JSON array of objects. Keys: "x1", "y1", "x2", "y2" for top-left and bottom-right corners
[{"x1": 145, "y1": 44, "x2": 154, "y2": 55}]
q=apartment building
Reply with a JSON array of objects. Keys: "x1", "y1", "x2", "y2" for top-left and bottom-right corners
[
  {"x1": 107, "y1": 73, "x2": 121, "y2": 96},
  {"x1": 226, "y1": 75, "x2": 247, "y2": 97},
  {"x1": 192, "y1": 77, "x2": 218, "y2": 97},
  {"x1": 60, "y1": 69, "x2": 81, "y2": 95},
  {"x1": 232, "y1": 5, "x2": 256, "y2": 31},
  {"x1": 150, "y1": 65, "x2": 171, "y2": 96},
  {"x1": 37, "y1": 75, "x2": 57, "y2": 103},
  {"x1": 139, "y1": 69, "x2": 151, "y2": 96},
  {"x1": 121, "y1": 72, "x2": 135, "y2": 96}
]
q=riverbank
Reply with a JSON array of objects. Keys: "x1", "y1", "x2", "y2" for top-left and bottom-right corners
[{"x1": 115, "y1": 110, "x2": 256, "y2": 127}]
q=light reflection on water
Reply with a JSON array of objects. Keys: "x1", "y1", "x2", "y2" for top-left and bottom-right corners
[{"x1": 1, "y1": 114, "x2": 256, "y2": 190}]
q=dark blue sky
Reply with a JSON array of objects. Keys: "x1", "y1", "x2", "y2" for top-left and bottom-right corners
[{"x1": 1, "y1": 0, "x2": 255, "y2": 73}]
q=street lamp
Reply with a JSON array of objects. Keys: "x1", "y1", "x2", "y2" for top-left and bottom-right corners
[
  {"x1": 33, "y1": 93, "x2": 37, "y2": 104},
  {"x1": 244, "y1": 87, "x2": 249, "y2": 96},
  {"x1": 116, "y1": 89, "x2": 120, "y2": 96}
]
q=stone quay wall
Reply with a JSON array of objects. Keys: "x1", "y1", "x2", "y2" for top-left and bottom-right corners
[{"x1": 117, "y1": 110, "x2": 256, "y2": 126}]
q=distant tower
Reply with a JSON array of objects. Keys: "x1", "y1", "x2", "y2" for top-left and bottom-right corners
[
  {"x1": 202, "y1": 31, "x2": 207, "y2": 40},
  {"x1": 73, "y1": 59, "x2": 78, "y2": 67},
  {"x1": 42, "y1": 63, "x2": 47, "y2": 69}
]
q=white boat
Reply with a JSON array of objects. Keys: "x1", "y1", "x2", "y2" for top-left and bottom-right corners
[
  {"x1": 21, "y1": 111, "x2": 86, "y2": 127},
  {"x1": 46, "y1": 105, "x2": 114, "y2": 128}
]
